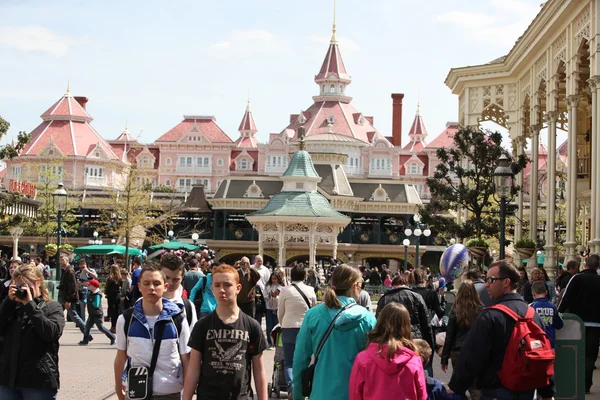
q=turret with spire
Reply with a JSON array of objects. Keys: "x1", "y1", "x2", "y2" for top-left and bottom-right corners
[
  {"x1": 235, "y1": 99, "x2": 258, "y2": 148},
  {"x1": 403, "y1": 103, "x2": 428, "y2": 151},
  {"x1": 314, "y1": 0, "x2": 351, "y2": 101}
]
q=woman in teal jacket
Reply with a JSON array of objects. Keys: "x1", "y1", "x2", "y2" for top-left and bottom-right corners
[{"x1": 293, "y1": 264, "x2": 376, "y2": 400}]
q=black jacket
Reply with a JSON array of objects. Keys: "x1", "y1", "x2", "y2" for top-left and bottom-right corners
[
  {"x1": 558, "y1": 269, "x2": 600, "y2": 324},
  {"x1": 556, "y1": 271, "x2": 573, "y2": 291},
  {"x1": 376, "y1": 286, "x2": 433, "y2": 347},
  {"x1": 58, "y1": 266, "x2": 78, "y2": 303},
  {"x1": 440, "y1": 306, "x2": 482, "y2": 365},
  {"x1": 448, "y1": 293, "x2": 553, "y2": 397},
  {"x1": 413, "y1": 285, "x2": 446, "y2": 320},
  {"x1": 0, "y1": 296, "x2": 65, "y2": 390}
]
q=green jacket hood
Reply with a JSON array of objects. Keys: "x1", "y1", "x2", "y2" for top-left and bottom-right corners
[{"x1": 325, "y1": 297, "x2": 370, "y2": 331}]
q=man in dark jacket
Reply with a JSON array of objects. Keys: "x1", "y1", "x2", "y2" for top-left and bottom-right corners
[
  {"x1": 558, "y1": 254, "x2": 600, "y2": 394},
  {"x1": 449, "y1": 260, "x2": 554, "y2": 399},
  {"x1": 376, "y1": 274, "x2": 433, "y2": 348},
  {"x1": 465, "y1": 269, "x2": 493, "y2": 306},
  {"x1": 57, "y1": 255, "x2": 87, "y2": 335}
]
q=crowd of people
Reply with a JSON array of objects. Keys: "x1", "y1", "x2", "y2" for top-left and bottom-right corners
[{"x1": 0, "y1": 246, "x2": 597, "y2": 399}]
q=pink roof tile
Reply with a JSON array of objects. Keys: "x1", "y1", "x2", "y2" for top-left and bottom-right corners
[
  {"x1": 403, "y1": 141, "x2": 424, "y2": 152},
  {"x1": 156, "y1": 117, "x2": 233, "y2": 143},
  {"x1": 315, "y1": 42, "x2": 350, "y2": 82},
  {"x1": 40, "y1": 95, "x2": 92, "y2": 122},
  {"x1": 238, "y1": 108, "x2": 257, "y2": 133},
  {"x1": 235, "y1": 137, "x2": 258, "y2": 148},
  {"x1": 426, "y1": 123, "x2": 458, "y2": 149},
  {"x1": 408, "y1": 113, "x2": 427, "y2": 137}
]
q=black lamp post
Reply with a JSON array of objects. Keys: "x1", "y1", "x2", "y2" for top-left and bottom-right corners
[
  {"x1": 493, "y1": 154, "x2": 515, "y2": 260},
  {"x1": 404, "y1": 214, "x2": 431, "y2": 269},
  {"x1": 402, "y1": 238, "x2": 410, "y2": 270},
  {"x1": 53, "y1": 183, "x2": 67, "y2": 281}
]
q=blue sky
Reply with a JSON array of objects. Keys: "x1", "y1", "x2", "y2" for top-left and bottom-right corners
[{"x1": 0, "y1": 0, "x2": 549, "y2": 147}]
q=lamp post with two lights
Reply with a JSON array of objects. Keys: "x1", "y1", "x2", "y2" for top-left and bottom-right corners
[
  {"x1": 52, "y1": 183, "x2": 68, "y2": 281},
  {"x1": 493, "y1": 154, "x2": 515, "y2": 260}
]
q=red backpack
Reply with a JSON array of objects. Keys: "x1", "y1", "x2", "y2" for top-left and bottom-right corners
[{"x1": 489, "y1": 304, "x2": 555, "y2": 391}]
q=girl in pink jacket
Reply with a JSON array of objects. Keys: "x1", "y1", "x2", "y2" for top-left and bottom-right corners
[{"x1": 349, "y1": 302, "x2": 427, "y2": 400}]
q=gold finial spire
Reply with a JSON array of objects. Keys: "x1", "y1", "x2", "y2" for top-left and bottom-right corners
[
  {"x1": 65, "y1": 80, "x2": 71, "y2": 96},
  {"x1": 331, "y1": 0, "x2": 337, "y2": 42},
  {"x1": 417, "y1": 102, "x2": 420, "y2": 115},
  {"x1": 124, "y1": 119, "x2": 129, "y2": 133},
  {"x1": 298, "y1": 126, "x2": 306, "y2": 151},
  {"x1": 246, "y1": 97, "x2": 251, "y2": 112}
]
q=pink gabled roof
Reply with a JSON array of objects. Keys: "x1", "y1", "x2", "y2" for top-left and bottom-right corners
[
  {"x1": 156, "y1": 116, "x2": 233, "y2": 143},
  {"x1": 40, "y1": 95, "x2": 92, "y2": 123},
  {"x1": 23, "y1": 119, "x2": 119, "y2": 159},
  {"x1": 235, "y1": 136, "x2": 258, "y2": 148},
  {"x1": 315, "y1": 41, "x2": 350, "y2": 82},
  {"x1": 283, "y1": 101, "x2": 379, "y2": 143},
  {"x1": 426, "y1": 122, "x2": 458, "y2": 149},
  {"x1": 238, "y1": 103, "x2": 257, "y2": 133},
  {"x1": 403, "y1": 141, "x2": 424, "y2": 152},
  {"x1": 114, "y1": 130, "x2": 137, "y2": 142}
]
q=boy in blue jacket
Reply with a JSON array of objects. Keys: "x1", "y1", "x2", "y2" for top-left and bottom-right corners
[
  {"x1": 414, "y1": 339, "x2": 454, "y2": 400},
  {"x1": 79, "y1": 279, "x2": 115, "y2": 345},
  {"x1": 530, "y1": 281, "x2": 563, "y2": 347}
]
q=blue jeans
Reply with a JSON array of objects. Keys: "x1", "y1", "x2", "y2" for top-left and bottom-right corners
[
  {"x1": 82, "y1": 316, "x2": 115, "y2": 344},
  {"x1": 0, "y1": 386, "x2": 57, "y2": 400},
  {"x1": 265, "y1": 310, "x2": 279, "y2": 346},
  {"x1": 63, "y1": 303, "x2": 86, "y2": 333},
  {"x1": 282, "y1": 328, "x2": 300, "y2": 392}
]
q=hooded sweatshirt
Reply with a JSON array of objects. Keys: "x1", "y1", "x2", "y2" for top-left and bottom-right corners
[
  {"x1": 293, "y1": 296, "x2": 376, "y2": 400},
  {"x1": 349, "y1": 343, "x2": 427, "y2": 400}
]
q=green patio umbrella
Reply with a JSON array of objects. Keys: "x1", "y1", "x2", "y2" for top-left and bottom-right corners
[
  {"x1": 73, "y1": 244, "x2": 142, "y2": 256},
  {"x1": 147, "y1": 241, "x2": 200, "y2": 252}
]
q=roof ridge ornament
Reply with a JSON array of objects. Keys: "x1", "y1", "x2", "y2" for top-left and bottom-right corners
[
  {"x1": 65, "y1": 80, "x2": 71, "y2": 96},
  {"x1": 331, "y1": 0, "x2": 337, "y2": 43},
  {"x1": 298, "y1": 126, "x2": 306, "y2": 150}
]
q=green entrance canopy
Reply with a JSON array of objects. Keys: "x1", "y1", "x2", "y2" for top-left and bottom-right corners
[
  {"x1": 73, "y1": 245, "x2": 142, "y2": 256},
  {"x1": 147, "y1": 241, "x2": 200, "y2": 252},
  {"x1": 521, "y1": 252, "x2": 564, "y2": 269}
]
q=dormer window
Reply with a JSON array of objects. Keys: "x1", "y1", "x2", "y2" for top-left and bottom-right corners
[
  {"x1": 241, "y1": 159, "x2": 248, "y2": 170},
  {"x1": 408, "y1": 162, "x2": 421, "y2": 175},
  {"x1": 340, "y1": 85, "x2": 344, "y2": 93},
  {"x1": 329, "y1": 84, "x2": 335, "y2": 93},
  {"x1": 327, "y1": 115, "x2": 336, "y2": 124},
  {"x1": 95, "y1": 152, "x2": 100, "y2": 158},
  {"x1": 48, "y1": 149, "x2": 55, "y2": 156}
]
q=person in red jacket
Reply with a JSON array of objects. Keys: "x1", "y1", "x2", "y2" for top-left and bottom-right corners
[{"x1": 349, "y1": 302, "x2": 427, "y2": 400}]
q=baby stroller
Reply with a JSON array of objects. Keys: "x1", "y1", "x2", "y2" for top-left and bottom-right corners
[{"x1": 268, "y1": 324, "x2": 288, "y2": 398}]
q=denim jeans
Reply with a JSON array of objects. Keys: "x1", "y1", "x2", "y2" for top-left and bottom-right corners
[
  {"x1": 282, "y1": 328, "x2": 300, "y2": 391},
  {"x1": 0, "y1": 386, "x2": 57, "y2": 400},
  {"x1": 63, "y1": 302, "x2": 86, "y2": 333},
  {"x1": 82, "y1": 316, "x2": 115, "y2": 343},
  {"x1": 265, "y1": 310, "x2": 279, "y2": 346}
]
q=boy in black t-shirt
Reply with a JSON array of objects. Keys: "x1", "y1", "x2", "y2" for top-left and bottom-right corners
[{"x1": 183, "y1": 264, "x2": 268, "y2": 400}]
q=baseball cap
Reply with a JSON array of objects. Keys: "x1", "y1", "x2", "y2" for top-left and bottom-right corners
[{"x1": 88, "y1": 279, "x2": 100, "y2": 288}]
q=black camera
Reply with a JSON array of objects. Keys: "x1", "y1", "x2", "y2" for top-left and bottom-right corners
[{"x1": 14, "y1": 283, "x2": 28, "y2": 299}]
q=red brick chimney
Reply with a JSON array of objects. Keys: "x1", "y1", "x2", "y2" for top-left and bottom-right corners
[
  {"x1": 391, "y1": 93, "x2": 404, "y2": 147},
  {"x1": 74, "y1": 96, "x2": 89, "y2": 110}
]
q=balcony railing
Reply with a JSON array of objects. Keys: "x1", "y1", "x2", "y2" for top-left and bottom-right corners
[
  {"x1": 85, "y1": 176, "x2": 107, "y2": 187},
  {"x1": 176, "y1": 165, "x2": 212, "y2": 174}
]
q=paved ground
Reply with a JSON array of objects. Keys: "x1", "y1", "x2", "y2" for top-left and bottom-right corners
[{"x1": 56, "y1": 299, "x2": 600, "y2": 400}]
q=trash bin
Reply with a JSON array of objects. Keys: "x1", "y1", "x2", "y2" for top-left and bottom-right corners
[
  {"x1": 555, "y1": 313, "x2": 585, "y2": 399},
  {"x1": 44, "y1": 280, "x2": 59, "y2": 301}
]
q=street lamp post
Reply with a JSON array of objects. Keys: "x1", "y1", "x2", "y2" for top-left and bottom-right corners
[
  {"x1": 493, "y1": 154, "x2": 515, "y2": 260},
  {"x1": 191, "y1": 232, "x2": 199, "y2": 245},
  {"x1": 402, "y1": 238, "x2": 410, "y2": 270},
  {"x1": 52, "y1": 183, "x2": 67, "y2": 281},
  {"x1": 404, "y1": 214, "x2": 431, "y2": 269}
]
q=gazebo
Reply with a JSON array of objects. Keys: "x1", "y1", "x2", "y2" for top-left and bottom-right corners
[{"x1": 246, "y1": 127, "x2": 350, "y2": 268}]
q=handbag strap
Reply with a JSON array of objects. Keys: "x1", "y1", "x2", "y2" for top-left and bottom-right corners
[
  {"x1": 292, "y1": 283, "x2": 311, "y2": 309},
  {"x1": 314, "y1": 303, "x2": 356, "y2": 362},
  {"x1": 149, "y1": 320, "x2": 166, "y2": 377}
]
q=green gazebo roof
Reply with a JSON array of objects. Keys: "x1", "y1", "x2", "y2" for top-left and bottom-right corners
[
  {"x1": 282, "y1": 150, "x2": 319, "y2": 178},
  {"x1": 249, "y1": 191, "x2": 348, "y2": 218}
]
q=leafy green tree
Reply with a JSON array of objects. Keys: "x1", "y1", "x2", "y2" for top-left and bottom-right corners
[
  {"x1": 0, "y1": 116, "x2": 31, "y2": 160},
  {"x1": 420, "y1": 125, "x2": 527, "y2": 240}
]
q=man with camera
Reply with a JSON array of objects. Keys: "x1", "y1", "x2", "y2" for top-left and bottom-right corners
[{"x1": 57, "y1": 255, "x2": 87, "y2": 336}]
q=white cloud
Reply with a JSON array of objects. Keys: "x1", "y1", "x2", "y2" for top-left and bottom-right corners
[
  {"x1": 436, "y1": 0, "x2": 541, "y2": 48},
  {"x1": 0, "y1": 25, "x2": 84, "y2": 57},
  {"x1": 208, "y1": 29, "x2": 290, "y2": 59}
]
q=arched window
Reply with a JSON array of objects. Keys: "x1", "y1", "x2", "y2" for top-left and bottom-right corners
[
  {"x1": 322, "y1": 85, "x2": 325, "y2": 93},
  {"x1": 340, "y1": 84, "x2": 344, "y2": 93},
  {"x1": 330, "y1": 84, "x2": 335, "y2": 93},
  {"x1": 409, "y1": 163, "x2": 419, "y2": 175}
]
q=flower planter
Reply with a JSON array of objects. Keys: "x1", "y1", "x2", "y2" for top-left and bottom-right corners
[
  {"x1": 45, "y1": 248, "x2": 57, "y2": 257},
  {"x1": 467, "y1": 246, "x2": 487, "y2": 260},
  {"x1": 515, "y1": 247, "x2": 536, "y2": 260}
]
